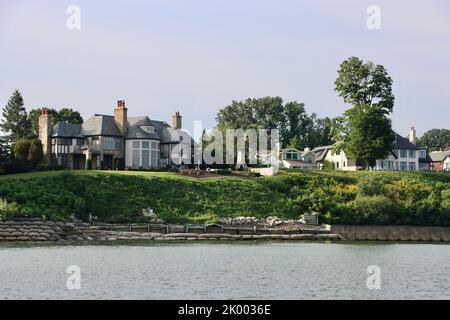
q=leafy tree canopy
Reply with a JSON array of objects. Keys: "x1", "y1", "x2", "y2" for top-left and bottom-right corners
[
  {"x1": 342, "y1": 104, "x2": 395, "y2": 166},
  {"x1": 12, "y1": 138, "x2": 44, "y2": 168},
  {"x1": 216, "y1": 97, "x2": 334, "y2": 150},
  {"x1": 335, "y1": 56, "x2": 395, "y2": 114},
  {"x1": 417, "y1": 129, "x2": 450, "y2": 152},
  {"x1": 28, "y1": 107, "x2": 83, "y2": 138}
]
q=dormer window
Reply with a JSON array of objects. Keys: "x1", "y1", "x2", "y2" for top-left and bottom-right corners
[{"x1": 140, "y1": 126, "x2": 156, "y2": 134}]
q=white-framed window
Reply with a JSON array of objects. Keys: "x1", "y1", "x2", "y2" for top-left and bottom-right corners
[
  {"x1": 400, "y1": 161, "x2": 408, "y2": 171},
  {"x1": 419, "y1": 150, "x2": 426, "y2": 159},
  {"x1": 140, "y1": 126, "x2": 156, "y2": 134},
  {"x1": 408, "y1": 162, "x2": 416, "y2": 171},
  {"x1": 103, "y1": 137, "x2": 120, "y2": 150},
  {"x1": 130, "y1": 140, "x2": 160, "y2": 167},
  {"x1": 283, "y1": 149, "x2": 300, "y2": 160},
  {"x1": 393, "y1": 149, "x2": 399, "y2": 158},
  {"x1": 388, "y1": 161, "x2": 394, "y2": 170},
  {"x1": 400, "y1": 150, "x2": 408, "y2": 158},
  {"x1": 409, "y1": 150, "x2": 416, "y2": 158}
]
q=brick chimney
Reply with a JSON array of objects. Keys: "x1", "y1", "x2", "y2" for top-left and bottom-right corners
[
  {"x1": 38, "y1": 108, "x2": 52, "y2": 164},
  {"x1": 172, "y1": 111, "x2": 182, "y2": 130},
  {"x1": 409, "y1": 127, "x2": 416, "y2": 145},
  {"x1": 114, "y1": 100, "x2": 128, "y2": 136}
]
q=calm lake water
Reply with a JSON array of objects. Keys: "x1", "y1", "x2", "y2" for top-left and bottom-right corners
[{"x1": 0, "y1": 241, "x2": 449, "y2": 300}]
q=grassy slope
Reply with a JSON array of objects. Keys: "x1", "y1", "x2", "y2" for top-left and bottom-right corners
[
  {"x1": 0, "y1": 170, "x2": 290, "y2": 223},
  {"x1": 0, "y1": 169, "x2": 448, "y2": 225}
]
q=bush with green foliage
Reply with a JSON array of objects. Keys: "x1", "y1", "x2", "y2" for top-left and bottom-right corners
[{"x1": 12, "y1": 138, "x2": 43, "y2": 168}]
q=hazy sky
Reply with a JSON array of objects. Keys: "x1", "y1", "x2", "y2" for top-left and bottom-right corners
[{"x1": 1, "y1": 0, "x2": 449, "y2": 136}]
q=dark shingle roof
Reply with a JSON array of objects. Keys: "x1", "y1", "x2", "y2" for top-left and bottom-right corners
[
  {"x1": 51, "y1": 123, "x2": 82, "y2": 137},
  {"x1": 125, "y1": 116, "x2": 162, "y2": 140},
  {"x1": 392, "y1": 133, "x2": 421, "y2": 150},
  {"x1": 81, "y1": 115, "x2": 122, "y2": 136}
]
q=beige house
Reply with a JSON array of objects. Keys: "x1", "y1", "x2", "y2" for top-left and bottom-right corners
[
  {"x1": 39, "y1": 101, "x2": 194, "y2": 169},
  {"x1": 312, "y1": 128, "x2": 431, "y2": 171}
]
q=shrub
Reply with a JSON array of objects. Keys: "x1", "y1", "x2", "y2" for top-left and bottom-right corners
[
  {"x1": 322, "y1": 160, "x2": 335, "y2": 170},
  {"x1": 342, "y1": 195, "x2": 397, "y2": 225},
  {"x1": 36, "y1": 164, "x2": 66, "y2": 171},
  {"x1": 357, "y1": 174, "x2": 388, "y2": 197},
  {"x1": 0, "y1": 161, "x2": 32, "y2": 174},
  {"x1": 0, "y1": 198, "x2": 20, "y2": 221},
  {"x1": 114, "y1": 158, "x2": 125, "y2": 170}
]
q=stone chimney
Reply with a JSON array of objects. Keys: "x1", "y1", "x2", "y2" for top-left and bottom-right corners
[
  {"x1": 114, "y1": 100, "x2": 128, "y2": 136},
  {"x1": 409, "y1": 127, "x2": 416, "y2": 145},
  {"x1": 38, "y1": 108, "x2": 52, "y2": 164},
  {"x1": 172, "y1": 111, "x2": 182, "y2": 130}
]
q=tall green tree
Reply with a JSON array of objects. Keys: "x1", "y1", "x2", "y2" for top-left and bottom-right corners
[
  {"x1": 308, "y1": 115, "x2": 335, "y2": 148},
  {"x1": 334, "y1": 57, "x2": 395, "y2": 168},
  {"x1": 283, "y1": 101, "x2": 312, "y2": 150},
  {"x1": 216, "y1": 97, "x2": 285, "y2": 133},
  {"x1": 417, "y1": 129, "x2": 450, "y2": 151},
  {"x1": 1, "y1": 90, "x2": 32, "y2": 142},
  {"x1": 28, "y1": 107, "x2": 83, "y2": 138},
  {"x1": 216, "y1": 96, "x2": 331, "y2": 150}
]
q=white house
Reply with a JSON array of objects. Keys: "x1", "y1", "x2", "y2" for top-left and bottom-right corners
[
  {"x1": 312, "y1": 127, "x2": 431, "y2": 171},
  {"x1": 258, "y1": 147, "x2": 316, "y2": 169},
  {"x1": 280, "y1": 148, "x2": 316, "y2": 169}
]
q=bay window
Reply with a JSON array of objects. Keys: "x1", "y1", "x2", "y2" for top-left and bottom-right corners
[{"x1": 130, "y1": 140, "x2": 159, "y2": 167}]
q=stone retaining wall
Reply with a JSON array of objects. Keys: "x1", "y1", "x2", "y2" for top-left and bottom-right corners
[
  {"x1": 331, "y1": 225, "x2": 450, "y2": 242},
  {"x1": 0, "y1": 219, "x2": 344, "y2": 242},
  {"x1": 4, "y1": 219, "x2": 450, "y2": 242}
]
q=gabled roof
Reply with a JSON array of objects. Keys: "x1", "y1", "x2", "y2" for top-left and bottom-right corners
[
  {"x1": 429, "y1": 151, "x2": 450, "y2": 162},
  {"x1": 126, "y1": 116, "x2": 161, "y2": 140},
  {"x1": 311, "y1": 145, "x2": 333, "y2": 162},
  {"x1": 392, "y1": 133, "x2": 422, "y2": 150},
  {"x1": 81, "y1": 115, "x2": 122, "y2": 136},
  {"x1": 51, "y1": 122, "x2": 82, "y2": 137}
]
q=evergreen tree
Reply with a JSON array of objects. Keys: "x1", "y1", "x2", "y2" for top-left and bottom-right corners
[{"x1": 1, "y1": 90, "x2": 32, "y2": 142}]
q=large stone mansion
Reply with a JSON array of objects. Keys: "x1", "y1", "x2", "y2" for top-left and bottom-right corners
[{"x1": 38, "y1": 101, "x2": 193, "y2": 169}]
